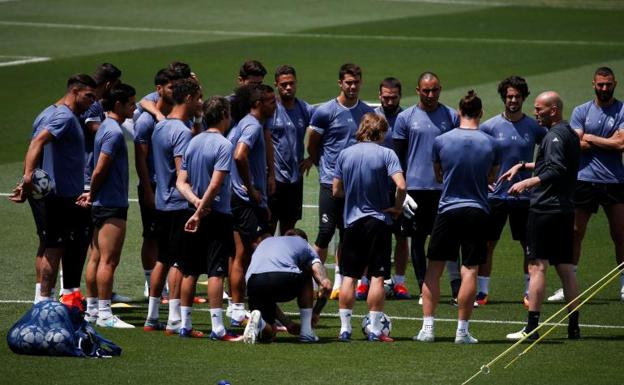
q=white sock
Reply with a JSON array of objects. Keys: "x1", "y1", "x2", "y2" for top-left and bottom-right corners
[
  {"x1": 339, "y1": 308, "x2": 352, "y2": 334},
  {"x1": 447, "y1": 261, "x2": 461, "y2": 281},
  {"x1": 61, "y1": 288, "x2": 72, "y2": 296},
  {"x1": 369, "y1": 311, "x2": 383, "y2": 335},
  {"x1": 98, "y1": 299, "x2": 112, "y2": 319},
  {"x1": 210, "y1": 308, "x2": 225, "y2": 336},
  {"x1": 299, "y1": 308, "x2": 313, "y2": 336},
  {"x1": 360, "y1": 276, "x2": 370, "y2": 286},
  {"x1": 147, "y1": 296, "x2": 160, "y2": 320},
  {"x1": 457, "y1": 319, "x2": 469, "y2": 335},
  {"x1": 39, "y1": 296, "x2": 52, "y2": 302},
  {"x1": 333, "y1": 267, "x2": 343, "y2": 290},
  {"x1": 168, "y1": 299, "x2": 181, "y2": 323},
  {"x1": 181, "y1": 306, "x2": 192, "y2": 330},
  {"x1": 86, "y1": 297, "x2": 98, "y2": 316},
  {"x1": 393, "y1": 275, "x2": 405, "y2": 285},
  {"x1": 524, "y1": 274, "x2": 530, "y2": 295},
  {"x1": 231, "y1": 302, "x2": 246, "y2": 322},
  {"x1": 34, "y1": 283, "x2": 41, "y2": 304},
  {"x1": 423, "y1": 316, "x2": 435, "y2": 332},
  {"x1": 478, "y1": 276, "x2": 490, "y2": 294}
]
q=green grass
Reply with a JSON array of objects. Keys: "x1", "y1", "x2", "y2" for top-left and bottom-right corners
[{"x1": 1, "y1": 1, "x2": 624, "y2": 384}]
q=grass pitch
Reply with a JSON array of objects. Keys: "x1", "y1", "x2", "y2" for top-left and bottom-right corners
[{"x1": 1, "y1": 1, "x2": 624, "y2": 384}]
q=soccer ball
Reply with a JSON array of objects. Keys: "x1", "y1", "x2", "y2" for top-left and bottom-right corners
[
  {"x1": 361, "y1": 313, "x2": 392, "y2": 337},
  {"x1": 36, "y1": 301, "x2": 68, "y2": 329},
  {"x1": 31, "y1": 168, "x2": 55, "y2": 199},
  {"x1": 18, "y1": 325, "x2": 45, "y2": 353},
  {"x1": 45, "y1": 327, "x2": 73, "y2": 355}
]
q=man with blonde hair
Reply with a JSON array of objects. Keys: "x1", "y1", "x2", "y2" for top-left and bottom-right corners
[{"x1": 333, "y1": 113, "x2": 406, "y2": 342}]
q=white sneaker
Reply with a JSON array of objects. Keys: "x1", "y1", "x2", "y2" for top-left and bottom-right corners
[
  {"x1": 506, "y1": 328, "x2": 538, "y2": 341},
  {"x1": 413, "y1": 329, "x2": 435, "y2": 342},
  {"x1": 547, "y1": 288, "x2": 565, "y2": 302},
  {"x1": 455, "y1": 332, "x2": 478, "y2": 344},
  {"x1": 243, "y1": 310, "x2": 261, "y2": 344},
  {"x1": 96, "y1": 315, "x2": 135, "y2": 329}
]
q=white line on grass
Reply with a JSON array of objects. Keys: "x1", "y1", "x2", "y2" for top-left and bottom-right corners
[
  {"x1": 383, "y1": 0, "x2": 624, "y2": 10},
  {"x1": 0, "y1": 20, "x2": 622, "y2": 47},
  {"x1": 1, "y1": 300, "x2": 622, "y2": 329},
  {"x1": 0, "y1": 55, "x2": 50, "y2": 67}
]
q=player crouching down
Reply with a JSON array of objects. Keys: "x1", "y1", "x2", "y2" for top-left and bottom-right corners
[{"x1": 243, "y1": 229, "x2": 332, "y2": 343}]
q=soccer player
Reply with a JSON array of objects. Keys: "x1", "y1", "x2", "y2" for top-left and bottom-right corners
[
  {"x1": 229, "y1": 60, "x2": 268, "y2": 125},
  {"x1": 11, "y1": 74, "x2": 96, "y2": 302},
  {"x1": 135, "y1": 61, "x2": 193, "y2": 122},
  {"x1": 78, "y1": 84, "x2": 136, "y2": 328},
  {"x1": 266, "y1": 65, "x2": 315, "y2": 235},
  {"x1": 242, "y1": 229, "x2": 332, "y2": 344},
  {"x1": 175, "y1": 96, "x2": 241, "y2": 340},
  {"x1": 11, "y1": 102, "x2": 59, "y2": 303},
  {"x1": 547, "y1": 67, "x2": 624, "y2": 302},
  {"x1": 393, "y1": 72, "x2": 461, "y2": 303},
  {"x1": 477, "y1": 76, "x2": 547, "y2": 306},
  {"x1": 415, "y1": 91, "x2": 499, "y2": 344},
  {"x1": 307, "y1": 63, "x2": 375, "y2": 299},
  {"x1": 79, "y1": 63, "x2": 125, "y2": 307},
  {"x1": 505, "y1": 91, "x2": 581, "y2": 340},
  {"x1": 333, "y1": 113, "x2": 406, "y2": 342},
  {"x1": 227, "y1": 84, "x2": 276, "y2": 326},
  {"x1": 134, "y1": 68, "x2": 179, "y2": 299},
  {"x1": 146, "y1": 78, "x2": 203, "y2": 334},
  {"x1": 362, "y1": 76, "x2": 411, "y2": 300}
]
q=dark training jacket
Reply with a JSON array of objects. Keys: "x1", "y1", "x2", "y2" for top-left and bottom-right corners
[{"x1": 530, "y1": 121, "x2": 581, "y2": 214}]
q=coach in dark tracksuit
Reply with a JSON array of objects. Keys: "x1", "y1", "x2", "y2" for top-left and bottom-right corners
[{"x1": 500, "y1": 91, "x2": 582, "y2": 341}]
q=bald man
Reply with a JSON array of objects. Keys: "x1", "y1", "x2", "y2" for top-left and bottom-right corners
[{"x1": 501, "y1": 92, "x2": 581, "y2": 341}]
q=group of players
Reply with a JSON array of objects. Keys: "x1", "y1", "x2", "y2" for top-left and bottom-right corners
[{"x1": 10, "y1": 59, "x2": 624, "y2": 344}]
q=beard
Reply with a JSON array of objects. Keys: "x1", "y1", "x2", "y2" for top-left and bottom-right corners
[{"x1": 595, "y1": 88, "x2": 614, "y2": 103}]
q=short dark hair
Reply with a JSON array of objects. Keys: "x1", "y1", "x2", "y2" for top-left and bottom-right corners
[
  {"x1": 67, "y1": 73, "x2": 96, "y2": 90},
  {"x1": 250, "y1": 84, "x2": 274, "y2": 107},
  {"x1": 497, "y1": 75, "x2": 530, "y2": 100},
  {"x1": 274, "y1": 64, "x2": 296, "y2": 81},
  {"x1": 171, "y1": 78, "x2": 201, "y2": 105},
  {"x1": 239, "y1": 60, "x2": 267, "y2": 79},
  {"x1": 285, "y1": 228, "x2": 308, "y2": 241},
  {"x1": 595, "y1": 66, "x2": 615, "y2": 78},
  {"x1": 154, "y1": 68, "x2": 171, "y2": 86},
  {"x1": 230, "y1": 84, "x2": 273, "y2": 121},
  {"x1": 339, "y1": 63, "x2": 362, "y2": 80},
  {"x1": 168, "y1": 61, "x2": 192, "y2": 79},
  {"x1": 203, "y1": 96, "x2": 230, "y2": 127},
  {"x1": 102, "y1": 83, "x2": 136, "y2": 111},
  {"x1": 417, "y1": 71, "x2": 439, "y2": 87},
  {"x1": 93, "y1": 63, "x2": 121, "y2": 87},
  {"x1": 459, "y1": 90, "x2": 482, "y2": 119},
  {"x1": 379, "y1": 77, "x2": 402, "y2": 95}
]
